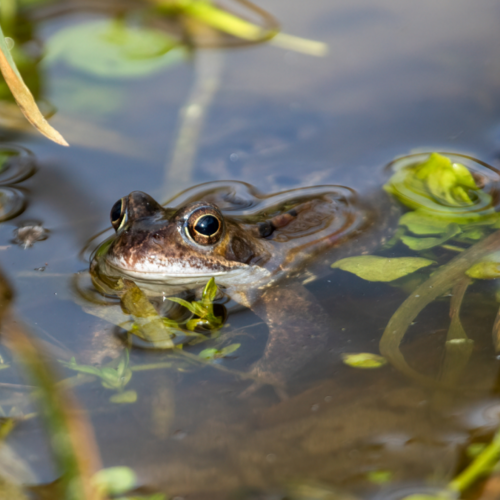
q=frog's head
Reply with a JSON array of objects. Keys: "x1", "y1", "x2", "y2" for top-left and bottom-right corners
[
  {"x1": 93, "y1": 191, "x2": 272, "y2": 291},
  {"x1": 91, "y1": 184, "x2": 377, "y2": 298}
]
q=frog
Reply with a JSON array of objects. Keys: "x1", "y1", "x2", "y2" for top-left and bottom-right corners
[{"x1": 90, "y1": 181, "x2": 398, "y2": 396}]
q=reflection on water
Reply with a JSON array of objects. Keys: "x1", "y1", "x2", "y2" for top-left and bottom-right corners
[
  {"x1": 2, "y1": 0, "x2": 500, "y2": 499},
  {"x1": 0, "y1": 145, "x2": 36, "y2": 222}
]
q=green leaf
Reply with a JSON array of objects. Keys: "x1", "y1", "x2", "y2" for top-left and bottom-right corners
[
  {"x1": 202, "y1": 277, "x2": 218, "y2": 303},
  {"x1": 168, "y1": 296, "x2": 206, "y2": 317},
  {"x1": 60, "y1": 352, "x2": 132, "y2": 390},
  {"x1": 219, "y1": 343, "x2": 240, "y2": 356},
  {"x1": 399, "y1": 211, "x2": 454, "y2": 235},
  {"x1": 199, "y1": 348, "x2": 218, "y2": 360},
  {"x1": 166, "y1": 296, "x2": 192, "y2": 310},
  {"x1": 186, "y1": 318, "x2": 202, "y2": 331},
  {"x1": 465, "y1": 261, "x2": 500, "y2": 280},
  {"x1": 366, "y1": 470, "x2": 393, "y2": 484},
  {"x1": 332, "y1": 256, "x2": 435, "y2": 282},
  {"x1": 162, "y1": 317, "x2": 181, "y2": 329},
  {"x1": 109, "y1": 390, "x2": 137, "y2": 404},
  {"x1": 199, "y1": 343, "x2": 240, "y2": 361},
  {"x1": 415, "y1": 153, "x2": 479, "y2": 206},
  {"x1": 92, "y1": 466, "x2": 137, "y2": 496},
  {"x1": 44, "y1": 20, "x2": 186, "y2": 78},
  {"x1": 169, "y1": 279, "x2": 223, "y2": 331},
  {"x1": 100, "y1": 366, "x2": 132, "y2": 390},
  {"x1": 460, "y1": 227, "x2": 486, "y2": 240},
  {"x1": 341, "y1": 352, "x2": 387, "y2": 369},
  {"x1": 59, "y1": 358, "x2": 102, "y2": 377},
  {"x1": 385, "y1": 152, "x2": 496, "y2": 223},
  {"x1": 400, "y1": 224, "x2": 461, "y2": 250}
]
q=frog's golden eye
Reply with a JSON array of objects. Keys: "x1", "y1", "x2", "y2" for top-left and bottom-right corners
[
  {"x1": 186, "y1": 207, "x2": 223, "y2": 245},
  {"x1": 110, "y1": 198, "x2": 127, "y2": 231}
]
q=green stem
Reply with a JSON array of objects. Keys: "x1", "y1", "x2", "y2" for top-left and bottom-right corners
[
  {"x1": 380, "y1": 228, "x2": 500, "y2": 388},
  {"x1": 131, "y1": 362, "x2": 174, "y2": 371},
  {"x1": 449, "y1": 429, "x2": 500, "y2": 492},
  {"x1": 183, "y1": 1, "x2": 275, "y2": 41},
  {"x1": 180, "y1": 1, "x2": 327, "y2": 56},
  {"x1": 441, "y1": 244, "x2": 465, "y2": 252},
  {"x1": 270, "y1": 32, "x2": 328, "y2": 56},
  {"x1": 6, "y1": 318, "x2": 102, "y2": 500}
]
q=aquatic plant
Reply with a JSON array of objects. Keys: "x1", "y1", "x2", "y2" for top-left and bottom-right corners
[
  {"x1": 331, "y1": 152, "x2": 500, "y2": 385},
  {"x1": 0, "y1": 0, "x2": 326, "y2": 146}
]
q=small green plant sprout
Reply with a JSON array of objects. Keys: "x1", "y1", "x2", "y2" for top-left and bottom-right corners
[
  {"x1": 199, "y1": 343, "x2": 240, "y2": 362},
  {"x1": 331, "y1": 255, "x2": 435, "y2": 282},
  {"x1": 93, "y1": 466, "x2": 166, "y2": 498},
  {"x1": 92, "y1": 466, "x2": 137, "y2": 497},
  {"x1": 384, "y1": 152, "x2": 500, "y2": 251},
  {"x1": 168, "y1": 277, "x2": 224, "y2": 331},
  {"x1": 366, "y1": 470, "x2": 393, "y2": 484},
  {"x1": 341, "y1": 352, "x2": 387, "y2": 369},
  {"x1": 59, "y1": 351, "x2": 137, "y2": 403},
  {"x1": 385, "y1": 152, "x2": 487, "y2": 215}
]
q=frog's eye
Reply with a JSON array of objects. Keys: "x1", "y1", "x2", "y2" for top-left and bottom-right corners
[
  {"x1": 186, "y1": 208, "x2": 223, "y2": 245},
  {"x1": 110, "y1": 198, "x2": 127, "y2": 231}
]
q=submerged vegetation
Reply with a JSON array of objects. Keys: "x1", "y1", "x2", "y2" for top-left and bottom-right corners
[
  {"x1": 330, "y1": 153, "x2": 500, "y2": 499},
  {"x1": 0, "y1": 0, "x2": 326, "y2": 145},
  {"x1": 1, "y1": 1, "x2": 500, "y2": 499}
]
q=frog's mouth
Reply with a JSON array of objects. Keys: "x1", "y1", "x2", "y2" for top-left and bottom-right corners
[{"x1": 101, "y1": 253, "x2": 269, "y2": 290}]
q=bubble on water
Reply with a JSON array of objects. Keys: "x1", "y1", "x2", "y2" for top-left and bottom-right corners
[
  {"x1": 5, "y1": 38, "x2": 14, "y2": 50},
  {"x1": 0, "y1": 145, "x2": 36, "y2": 184},
  {"x1": 0, "y1": 188, "x2": 25, "y2": 222}
]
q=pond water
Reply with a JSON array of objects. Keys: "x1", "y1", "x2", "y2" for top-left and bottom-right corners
[{"x1": 3, "y1": 1, "x2": 500, "y2": 499}]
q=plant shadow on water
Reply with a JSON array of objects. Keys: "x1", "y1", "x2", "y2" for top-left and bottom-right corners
[{"x1": 2, "y1": 1, "x2": 500, "y2": 500}]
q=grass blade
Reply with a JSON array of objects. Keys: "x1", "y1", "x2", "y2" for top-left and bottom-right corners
[{"x1": 3, "y1": 315, "x2": 102, "y2": 500}]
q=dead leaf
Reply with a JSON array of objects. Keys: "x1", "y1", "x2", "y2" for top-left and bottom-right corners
[{"x1": 0, "y1": 27, "x2": 68, "y2": 146}]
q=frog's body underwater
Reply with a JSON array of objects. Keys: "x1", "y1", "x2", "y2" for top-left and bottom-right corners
[{"x1": 90, "y1": 181, "x2": 397, "y2": 396}]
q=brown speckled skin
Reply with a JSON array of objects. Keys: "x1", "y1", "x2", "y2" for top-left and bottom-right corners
[
  {"x1": 93, "y1": 188, "x2": 398, "y2": 396},
  {"x1": 107, "y1": 192, "x2": 271, "y2": 274}
]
